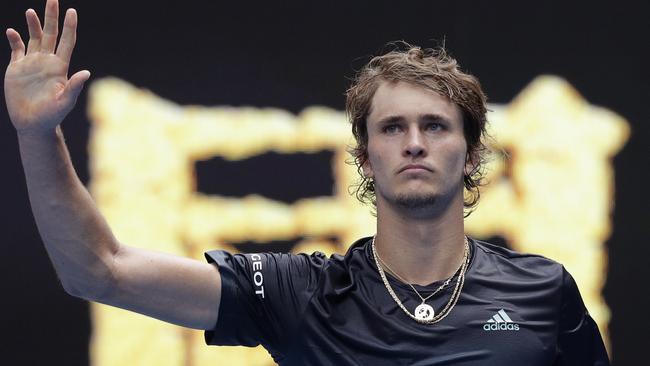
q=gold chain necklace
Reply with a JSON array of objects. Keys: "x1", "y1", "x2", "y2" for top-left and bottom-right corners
[
  {"x1": 371, "y1": 236, "x2": 470, "y2": 324},
  {"x1": 376, "y1": 254, "x2": 455, "y2": 304}
]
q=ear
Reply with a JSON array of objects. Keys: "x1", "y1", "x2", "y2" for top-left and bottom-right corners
[
  {"x1": 464, "y1": 151, "x2": 478, "y2": 176},
  {"x1": 361, "y1": 154, "x2": 374, "y2": 178}
]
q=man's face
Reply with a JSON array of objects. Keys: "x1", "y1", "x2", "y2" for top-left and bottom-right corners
[{"x1": 364, "y1": 81, "x2": 468, "y2": 213}]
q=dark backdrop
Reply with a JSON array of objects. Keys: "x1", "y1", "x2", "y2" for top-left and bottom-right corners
[{"x1": 1, "y1": 1, "x2": 648, "y2": 365}]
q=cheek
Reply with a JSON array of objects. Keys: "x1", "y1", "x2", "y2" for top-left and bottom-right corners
[
  {"x1": 366, "y1": 151, "x2": 383, "y2": 177},
  {"x1": 364, "y1": 141, "x2": 382, "y2": 175},
  {"x1": 440, "y1": 140, "x2": 468, "y2": 174}
]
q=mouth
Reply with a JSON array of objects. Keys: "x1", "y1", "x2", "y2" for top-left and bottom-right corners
[{"x1": 398, "y1": 164, "x2": 433, "y2": 173}]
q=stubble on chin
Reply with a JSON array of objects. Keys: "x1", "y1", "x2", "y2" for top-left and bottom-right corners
[
  {"x1": 374, "y1": 179, "x2": 440, "y2": 212},
  {"x1": 393, "y1": 193, "x2": 438, "y2": 210}
]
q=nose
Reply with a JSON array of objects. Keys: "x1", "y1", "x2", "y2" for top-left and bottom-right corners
[{"x1": 403, "y1": 129, "x2": 426, "y2": 157}]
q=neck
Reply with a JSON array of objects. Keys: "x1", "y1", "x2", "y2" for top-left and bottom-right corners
[{"x1": 374, "y1": 191, "x2": 466, "y2": 286}]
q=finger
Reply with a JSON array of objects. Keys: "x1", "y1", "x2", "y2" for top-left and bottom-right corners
[
  {"x1": 41, "y1": 0, "x2": 59, "y2": 53},
  {"x1": 62, "y1": 70, "x2": 91, "y2": 106},
  {"x1": 56, "y1": 9, "x2": 76, "y2": 63},
  {"x1": 6, "y1": 28, "x2": 26, "y2": 62},
  {"x1": 25, "y1": 9, "x2": 43, "y2": 54}
]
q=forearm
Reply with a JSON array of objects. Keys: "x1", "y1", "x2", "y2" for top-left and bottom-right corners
[{"x1": 18, "y1": 126, "x2": 119, "y2": 300}]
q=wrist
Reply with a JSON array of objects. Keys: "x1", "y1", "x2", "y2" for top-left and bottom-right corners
[
  {"x1": 16, "y1": 125, "x2": 61, "y2": 138},
  {"x1": 16, "y1": 126, "x2": 63, "y2": 144}
]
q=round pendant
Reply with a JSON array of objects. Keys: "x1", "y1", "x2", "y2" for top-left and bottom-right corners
[{"x1": 414, "y1": 304, "x2": 435, "y2": 321}]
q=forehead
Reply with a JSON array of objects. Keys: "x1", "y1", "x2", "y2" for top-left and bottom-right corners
[{"x1": 367, "y1": 80, "x2": 463, "y2": 125}]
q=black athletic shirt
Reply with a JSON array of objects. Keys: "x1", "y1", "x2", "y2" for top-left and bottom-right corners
[{"x1": 204, "y1": 237, "x2": 609, "y2": 365}]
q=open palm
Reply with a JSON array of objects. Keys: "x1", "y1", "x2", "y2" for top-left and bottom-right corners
[{"x1": 4, "y1": 0, "x2": 90, "y2": 134}]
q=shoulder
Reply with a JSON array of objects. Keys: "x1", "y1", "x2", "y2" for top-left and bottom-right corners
[
  {"x1": 472, "y1": 239, "x2": 565, "y2": 282},
  {"x1": 205, "y1": 249, "x2": 330, "y2": 280},
  {"x1": 205, "y1": 249, "x2": 329, "y2": 266},
  {"x1": 323, "y1": 237, "x2": 372, "y2": 270},
  {"x1": 290, "y1": 237, "x2": 374, "y2": 296}
]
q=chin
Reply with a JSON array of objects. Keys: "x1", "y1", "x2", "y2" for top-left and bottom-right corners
[{"x1": 392, "y1": 192, "x2": 439, "y2": 210}]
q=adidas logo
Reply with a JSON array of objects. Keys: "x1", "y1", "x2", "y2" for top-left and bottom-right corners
[{"x1": 483, "y1": 309, "x2": 520, "y2": 331}]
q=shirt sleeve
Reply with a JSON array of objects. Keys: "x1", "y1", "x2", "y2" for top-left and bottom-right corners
[
  {"x1": 203, "y1": 250, "x2": 327, "y2": 353},
  {"x1": 554, "y1": 266, "x2": 610, "y2": 366}
]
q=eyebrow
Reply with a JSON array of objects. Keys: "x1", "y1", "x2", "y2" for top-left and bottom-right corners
[{"x1": 375, "y1": 113, "x2": 452, "y2": 126}]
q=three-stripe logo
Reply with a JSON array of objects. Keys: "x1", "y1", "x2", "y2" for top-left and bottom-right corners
[{"x1": 483, "y1": 309, "x2": 520, "y2": 331}]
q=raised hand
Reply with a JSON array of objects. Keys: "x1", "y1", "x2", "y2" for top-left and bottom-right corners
[{"x1": 4, "y1": 0, "x2": 90, "y2": 135}]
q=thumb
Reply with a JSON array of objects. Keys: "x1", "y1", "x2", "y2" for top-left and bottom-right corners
[{"x1": 63, "y1": 70, "x2": 91, "y2": 105}]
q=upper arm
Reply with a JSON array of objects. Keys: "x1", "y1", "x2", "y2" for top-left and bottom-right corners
[
  {"x1": 99, "y1": 244, "x2": 222, "y2": 330},
  {"x1": 555, "y1": 267, "x2": 610, "y2": 365}
]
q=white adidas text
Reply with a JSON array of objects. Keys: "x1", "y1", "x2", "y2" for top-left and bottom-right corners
[{"x1": 483, "y1": 309, "x2": 520, "y2": 331}]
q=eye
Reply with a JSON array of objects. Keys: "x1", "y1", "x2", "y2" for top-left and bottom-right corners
[
  {"x1": 382, "y1": 124, "x2": 402, "y2": 134},
  {"x1": 426, "y1": 122, "x2": 443, "y2": 132}
]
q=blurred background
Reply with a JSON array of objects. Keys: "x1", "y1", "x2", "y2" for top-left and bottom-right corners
[{"x1": 1, "y1": 0, "x2": 648, "y2": 365}]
